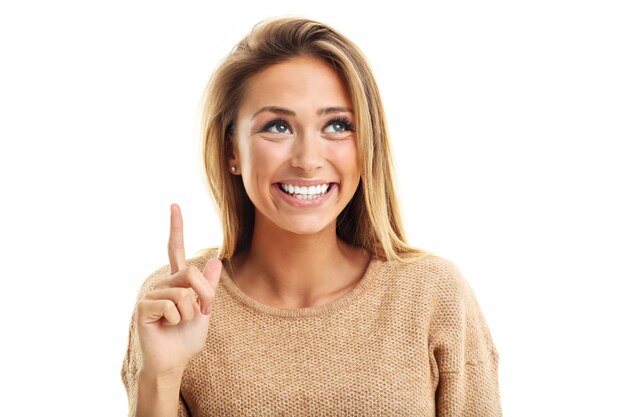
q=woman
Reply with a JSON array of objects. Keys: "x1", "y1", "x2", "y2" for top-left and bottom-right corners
[{"x1": 122, "y1": 17, "x2": 501, "y2": 417}]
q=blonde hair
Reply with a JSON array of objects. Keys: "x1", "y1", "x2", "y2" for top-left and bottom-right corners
[{"x1": 200, "y1": 17, "x2": 430, "y2": 262}]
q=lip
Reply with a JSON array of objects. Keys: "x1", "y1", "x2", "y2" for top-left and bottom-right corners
[
  {"x1": 275, "y1": 179, "x2": 334, "y2": 187},
  {"x1": 272, "y1": 183, "x2": 337, "y2": 208}
]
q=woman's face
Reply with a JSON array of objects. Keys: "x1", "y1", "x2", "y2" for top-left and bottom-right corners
[{"x1": 231, "y1": 55, "x2": 360, "y2": 236}]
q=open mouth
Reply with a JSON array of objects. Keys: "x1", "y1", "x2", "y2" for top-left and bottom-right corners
[{"x1": 277, "y1": 183, "x2": 336, "y2": 200}]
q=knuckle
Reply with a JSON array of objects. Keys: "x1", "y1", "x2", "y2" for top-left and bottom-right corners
[
  {"x1": 177, "y1": 287, "x2": 193, "y2": 302},
  {"x1": 163, "y1": 300, "x2": 177, "y2": 314},
  {"x1": 176, "y1": 267, "x2": 190, "y2": 280},
  {"x1": 186, "y1": 265, "x2": 200, "y2": 277},
  {"x1": 181, "y1": 266, "x2": 201, "y2": 286},
  {"x1": 181, "y1": 311, "x2": 195, "y2": 322},
  {"x1": 186, "y1": 287, "x2": 198, "y2": 299}
]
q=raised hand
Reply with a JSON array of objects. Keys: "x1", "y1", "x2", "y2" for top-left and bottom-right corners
[{"x1": 136, "y1": 203, "x2": 222, "y2": 376}]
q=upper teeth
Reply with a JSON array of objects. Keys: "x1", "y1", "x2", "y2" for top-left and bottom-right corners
[{"x1": 280, "y1": 183, "x2": 330, "y2": 195}]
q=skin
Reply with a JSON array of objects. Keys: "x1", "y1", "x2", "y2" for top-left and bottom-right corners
[
  {"x1": 228, "y1": 55, "x2": 369, "y2": 309},
  {"x1": 136, "y1": 204, "x2": 222, "y2": 417},
  {"x1": 135, "y1": 55, "x2": 369, "y2": 416}
]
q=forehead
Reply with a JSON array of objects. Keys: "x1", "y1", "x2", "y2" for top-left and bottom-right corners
[{"x1": 238, "y1": 55, "x2": 352, "y2": 116}]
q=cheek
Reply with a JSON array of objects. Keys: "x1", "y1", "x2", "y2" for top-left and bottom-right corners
[
  {"x1": 331, "y1": 140, "x2": 360, "y2": 178},
  {"x1": 241, "y1": 141, "x2": 288, "y2": 178}
]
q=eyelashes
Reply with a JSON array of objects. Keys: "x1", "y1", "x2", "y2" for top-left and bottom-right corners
[
  {"x1": 259, "y1": 116, "x2": 354, "y2": 136},
  {"x1": 260, "y1": 119, "x2": 291, "y2": 134},
  {"x1": 323, "y1": 116, "x2": 354, "y2": 134}
]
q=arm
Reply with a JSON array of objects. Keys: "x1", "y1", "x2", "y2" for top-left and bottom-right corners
[
  {"x1": 122, "y1": 309, "x2": 191, "y2": 417},
  {"x1": 122, "y1": 308, "x2": 191, "y2": 417},
  {"x1": 121, "y1": 204, "x2": 221, "y2": 417},
  {"x1": 435, "y1": 358, "x2": 500, "y2": 416},
  {"x1": 121, "y1": 266, "x2": 168, "y2": 417},
  {"x1": 429, "y1": 261, "x2": 502, "y2": 416},
  {"x1": 136, "y1": 368, "x2": 185, "y2": 417}
]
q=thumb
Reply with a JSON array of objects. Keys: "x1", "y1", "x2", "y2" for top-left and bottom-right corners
[{"x1": 203, "y1": 258, "x2": 223, "y2": 289}]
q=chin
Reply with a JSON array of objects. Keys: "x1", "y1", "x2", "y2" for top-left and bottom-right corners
[{"x1": 276, "y1": 217, "x2": 336, "y2": 237}]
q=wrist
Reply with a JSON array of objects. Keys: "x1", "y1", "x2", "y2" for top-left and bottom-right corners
[
  {"x1": 138, "y1": 366, "x2": 185, "y2": 390},
  {"x1": 136, "y1": 367, "x2": 184, "y2": 417}
]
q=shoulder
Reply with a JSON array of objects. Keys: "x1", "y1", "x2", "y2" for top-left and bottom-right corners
[
  {"x1": 391, "y1": 256, "x2": 499, "y2": 370},
  {"x1": 381, "y1": 253, "x2": 470, "y2": 300},
  {"x1": 389, "y1": 254, "x2": 486, "y2": 321},
  {"x1": 383, "y1": 254, "x2": 495, "y2": 343}
]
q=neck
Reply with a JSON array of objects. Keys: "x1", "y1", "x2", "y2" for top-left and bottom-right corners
[{"x1": 230, "y1": 212, "x2": 369, "y2": 309}]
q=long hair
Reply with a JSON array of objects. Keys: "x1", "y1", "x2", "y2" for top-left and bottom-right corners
[{"x1": 199, "y1": 17, "x2": 429, "y2": 262}]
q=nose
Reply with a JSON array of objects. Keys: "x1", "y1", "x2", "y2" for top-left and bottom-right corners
[{"x1": 290, "y1": 129, "x2": 324, "y2": 173}]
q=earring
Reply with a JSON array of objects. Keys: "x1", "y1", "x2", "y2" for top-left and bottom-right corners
[{"x1": 230, "y1": 166, "x2": 237, "y2": 173}]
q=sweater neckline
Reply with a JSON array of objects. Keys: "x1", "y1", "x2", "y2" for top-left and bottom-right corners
[{"x1": 219, "y1": 257, "x2": 382, "y2": 318}]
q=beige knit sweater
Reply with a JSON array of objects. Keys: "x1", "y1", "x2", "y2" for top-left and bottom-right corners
[{"x1": 122, "y1": 253, "x2": 501, "y2": 416}]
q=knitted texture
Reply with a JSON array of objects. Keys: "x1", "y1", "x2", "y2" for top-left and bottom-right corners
[{"x1": 121, "y1": 253, "x2": 501, "y2": 416}]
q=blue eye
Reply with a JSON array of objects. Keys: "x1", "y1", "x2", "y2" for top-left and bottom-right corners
[
  {"x1": 262, "y1": 119, "x2": 291, "y2": 134},
  {"x1": 323, "y1": 118, "x2": 353, "y2": 135}
]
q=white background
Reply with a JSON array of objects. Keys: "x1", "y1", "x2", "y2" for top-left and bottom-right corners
[{"x1": 1, "y1": 1, "x2": 624, "y2": 415}]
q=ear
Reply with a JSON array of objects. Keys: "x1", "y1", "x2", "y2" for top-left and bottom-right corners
[{"x1": 226, "y1": 133, "x2": 241, "y2": 175}]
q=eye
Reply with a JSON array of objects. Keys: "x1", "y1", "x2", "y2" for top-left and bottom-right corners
[
  {"x1": 323, "y1": 117, "x2": 353, "y2": 135},
  {"x1": 262, "y1": 119, "x2": 292, "y2": 134}
]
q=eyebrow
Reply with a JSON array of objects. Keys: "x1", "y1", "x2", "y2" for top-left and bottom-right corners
[{"x1": 251, "y1": 106, "x2": 353, "y2": 120}]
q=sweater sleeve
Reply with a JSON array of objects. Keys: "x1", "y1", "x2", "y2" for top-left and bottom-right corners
[
  {"x1": 429, "y1": 260, "x2": 502, "y2": 417},
  {"x1": 120, "y1": 264, "x2": 192, "y2": 417}
]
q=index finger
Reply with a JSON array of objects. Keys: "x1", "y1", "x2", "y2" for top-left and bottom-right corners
[{"x1": 168, "y1": 203, "x2": 186, "y2": 274}]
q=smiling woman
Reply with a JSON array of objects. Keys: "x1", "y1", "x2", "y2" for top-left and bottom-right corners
[
  {"x1": 230, "y1": 56, "x2": 361, "y2": 240},
  {"x1": 121, "y1": 17, "x2": 502, "y2": 417}
]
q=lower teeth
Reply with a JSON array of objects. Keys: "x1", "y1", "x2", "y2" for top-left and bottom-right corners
[{"x1": 293, "y1": 194, "x2": 322, "y2": 200}]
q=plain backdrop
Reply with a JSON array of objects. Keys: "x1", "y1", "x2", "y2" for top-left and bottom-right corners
[{"x1": 1, "y1": 0, "x2": 624, "y2": 415}]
